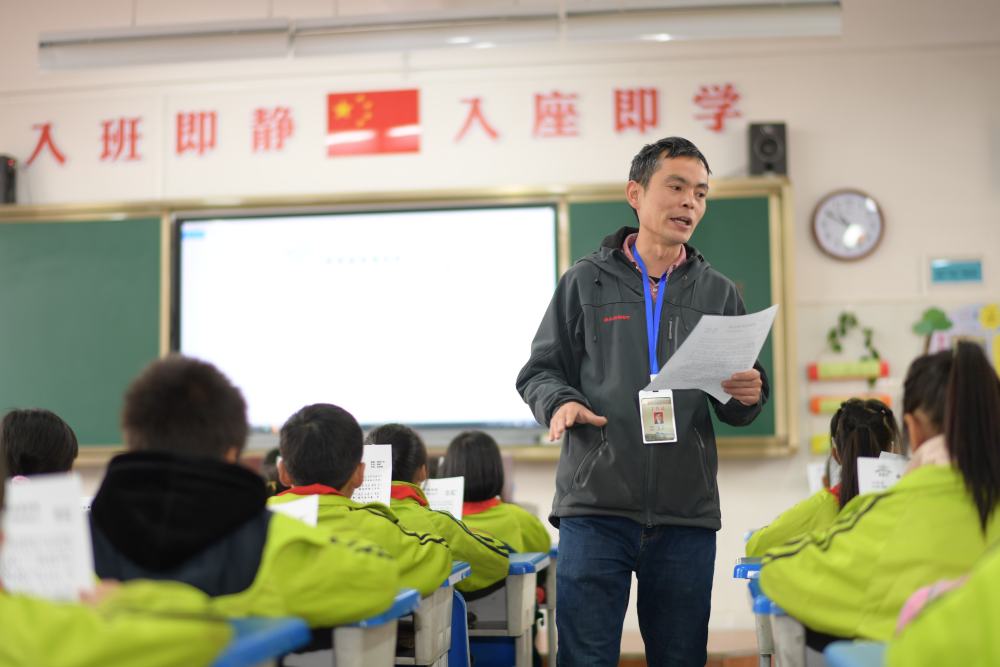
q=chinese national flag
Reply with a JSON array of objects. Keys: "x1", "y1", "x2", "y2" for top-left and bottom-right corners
[{"x1": 327, "y1": 89, "x2": 420, "y2": 157}]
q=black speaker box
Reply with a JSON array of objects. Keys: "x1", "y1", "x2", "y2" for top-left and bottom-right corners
[
  {"x1": 0, "y1": 155, "x2": 15, "y2": 204},
  {"x1": 748, "y1": 123, "x2": 787, "y2": 176}
]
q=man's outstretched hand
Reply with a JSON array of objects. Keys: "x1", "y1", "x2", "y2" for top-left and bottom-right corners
[{"x1": 549, "y1": 401, "x2": 608, "y2": 442}]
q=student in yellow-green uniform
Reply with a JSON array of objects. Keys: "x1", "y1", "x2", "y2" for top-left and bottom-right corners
[
  {"x1": 760, "y1": 342, "x2": 1000, "y2": 649},
  {"x1": 0, "y1": 453, "x2": 231, "y2": 667},
  {"x1": 746, "y1": 398, "x2": 899, "y2": 557},
  {"x1": 441, "y1": 431, "x2": 552, "y2": 554},
  {"x1": 366, "y1": 423, "x2": 512, "y2": 594},
  {"x1": 887, "y1": 544, "x2": 1000, "y2": 666},
  {"x1": 268, "y1": 403, "x2": 451, "y2": 597},
  {"x1": 88, "y1": 355, "x2": 400, "y2": 628}
]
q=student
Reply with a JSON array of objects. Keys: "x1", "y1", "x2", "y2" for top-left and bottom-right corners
[
  {"x1": 88, "y1": 355, "x2": 400, "y2": 627},
  {"x1": 441, "y1": 430, "x2": 552, "y2": 554},
  {"x1": 268, "y1": 403, "x2": 451, "y2": 596},
  {"x1": 1, "y1": 408, "x2": 78, "y2": 477},
  {"x1": 367, "y1": 423, "x2": 511, "y2": 593},
  {"x1": 760, "y1": 342, "x2": 1000, "y2": 645},
  {"x1": 746, "y1": 398, "x2": 899, "y2": 557},
  {"x1": 0, "y1": 453, "x2": 232, "y2": 666},
  {"x1": 886, "y1": 544, "x2": 1000, "y2": 666}
]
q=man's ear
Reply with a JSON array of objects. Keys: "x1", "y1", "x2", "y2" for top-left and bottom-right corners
[
  {"x1": 224, "y1": 445, "x2": 241, "y2": 464},
  {"x1": 625, "y1": 180, "x2": 642, "y2": 209},
  {"x1": 277, "y1": 458, "x2": 294, "y2": 488}
]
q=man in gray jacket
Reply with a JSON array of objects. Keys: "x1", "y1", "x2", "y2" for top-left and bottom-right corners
[{"x1": 516, "y1": 136, "x2": 768, "y2": 667}]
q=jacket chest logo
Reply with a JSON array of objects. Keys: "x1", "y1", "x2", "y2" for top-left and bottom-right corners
[{"x1": 602, "y1": 315, "x2": 631, "y2": 323}]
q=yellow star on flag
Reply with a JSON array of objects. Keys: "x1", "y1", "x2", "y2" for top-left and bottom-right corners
[{"x1": 333, "y1": 100, "x2": 353, "y2": 119}]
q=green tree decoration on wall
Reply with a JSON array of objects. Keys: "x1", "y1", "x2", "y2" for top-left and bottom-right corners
[
  {"x1": 826, "y1": 312, "x2": 881, "y2": 387},
  {"x1": 912, "y1": 308, "x2": 953, "y2": 353}
]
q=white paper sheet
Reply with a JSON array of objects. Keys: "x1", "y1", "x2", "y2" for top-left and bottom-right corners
[
  {"x1": 878, "y1": 451, "x2": 909, "y2": 464},
  {"x1": 0, "y1": 473, "x2": 95, "y2": 601},
  {"x1": 644, "y1": 305, "x2": 779, "y2": 403},
  {"x1": 806, "y1": 462, "x2": 827, "y2": 496},
  {"x1": 269, "y1": 494, "x2": 319, "y2": 527},
  {"x1": 423, "y1": 476, "x2": 465, "y2": 519},
  {"x1": 351, "y1": 444, "x2": 393, "y2": 506},
  {"x1": 857, "y1": 456, "x2": 907, "y2": 494}
]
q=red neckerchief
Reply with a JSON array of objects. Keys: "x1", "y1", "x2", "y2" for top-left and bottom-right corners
[
  {"x1": 463, "y1": 497, "x2": 501, "y2": 516},
  {"x1": 277, "y1": 483, "x2": 345, "y2": 497},
  {"x1": 391, "y1": 483, "x2": 428, "y2": 506},
  {"x1": 827, "y1": 484, "x2": 842, "y2": 500}
]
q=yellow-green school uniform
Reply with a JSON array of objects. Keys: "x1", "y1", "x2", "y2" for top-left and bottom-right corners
[
  {"x1": 462, "y1": 497, "x2": 552, "y2": 554},
  {"x1": 390, "y1": 481, "x2": 511, "y2": 593},
  {"x1": 746, "y1": 486, "x2": 841, "y2": 557},
  {"x1": 269, "y1": 484, "x2": 451, "y2": 596},
  {"x1": 760, "y1": 465, "x2": 1000, "y2": 642},
  {"x1": 0, "y1": 580, "x2": 231, "y2": 667},
  {"x1": 887, "y1": 544, "x2": 1000, "y2": 666}
]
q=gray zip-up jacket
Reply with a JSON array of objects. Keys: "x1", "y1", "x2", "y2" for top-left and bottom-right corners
[{"x1": 516, "y1": 226, "x2": 770, "y2": 530}]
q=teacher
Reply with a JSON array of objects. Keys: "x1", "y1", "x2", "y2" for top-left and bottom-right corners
[{"x1": 516, "y1": 137, "x2": 769, "y2": 667}]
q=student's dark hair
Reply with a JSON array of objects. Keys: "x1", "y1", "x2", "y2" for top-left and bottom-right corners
[
  {"x1": 366, "y1": 423, "x2": 427, "y2": 483},
  {"x1": 279, "y1": 404, "x2": 363, "y2": 489},
  {"x1": 902, "y1": 351, "x2": 950, "y2": 432},
  {"x1": 628, "y1": 136, "x2": 712, "y2": 188},
  {"x1": 830, "y1": 398, "x2": 899, "y2": 508},
  {"x1": 440, "y1": 430, "x2": 505, "y2": 503},
  {"x1": 1, "y1": 408, "x2": 79, "y2": 476},
  {"x1": 121, "y1": 354, "x2": 248, "y2": 460},
  {"x1": 943, "y1": 342, "x2": 1000, "y2": 531}
]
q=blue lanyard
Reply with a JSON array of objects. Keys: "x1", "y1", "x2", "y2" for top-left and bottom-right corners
[{"x1": 632, "y1": 244, "x2": 669, "y2": 376}]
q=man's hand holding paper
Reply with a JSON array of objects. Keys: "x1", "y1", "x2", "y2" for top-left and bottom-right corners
[{"x1": 644, "y1": 304, "x2": 778, "y2": 403}]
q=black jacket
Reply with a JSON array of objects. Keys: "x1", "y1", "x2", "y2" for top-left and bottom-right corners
[
  {"x1": 516, "y1": 227, "x2": 769, "y2": 530},
  {"x1": 90, "y1": 450, "x2": 271, "y2": 596}
]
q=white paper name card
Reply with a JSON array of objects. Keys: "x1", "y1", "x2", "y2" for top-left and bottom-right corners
[
  {"x1": 423, "y1": 477, "x2": 465, "y2": 519},
  {"x1": 857, "y1": 456, "x2": 908, "y2": 494},
  {"x1": 351, "y1": 444, "x2": 392, "y2": 506},
  {"x1": 270, "y1": 495, "x2": 319, "y2": 527},
  {"x1": 0, "y1": 473, "x2": 95, "y2": 601}
]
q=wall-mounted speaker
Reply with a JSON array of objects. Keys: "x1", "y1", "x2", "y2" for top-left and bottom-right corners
[
  {"x1": 0, "y1": 155, "x2": 16, "y2": 204},
  {"x1": 749, "y1": 123, "x2": 787, "y2": 176}
]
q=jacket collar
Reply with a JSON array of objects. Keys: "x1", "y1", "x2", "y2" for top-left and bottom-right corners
[
  {"x1": 391, "y1": 481, "x2": 428, "y2": 506},
  {"x1": 277, "y1": 483, "x2": 345, "y2": 497},
  {"x1": 463, "y1": 497, "x2": 501, "y2": 516}
]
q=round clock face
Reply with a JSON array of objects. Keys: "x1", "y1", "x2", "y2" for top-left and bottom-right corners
[{"x1": 811, "y1": 190, "x2": 884, "y2": 261}]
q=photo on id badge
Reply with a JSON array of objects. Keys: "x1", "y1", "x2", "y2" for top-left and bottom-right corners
[{"x1": 639, "y1": 390, "x2": 677, "y2": 444}]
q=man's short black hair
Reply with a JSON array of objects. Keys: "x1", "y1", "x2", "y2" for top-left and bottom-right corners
[
  {"x1": 280, "y1": 404, "x2": 363, "y2": 489},
  {"x1": 440, "y1": 430, "x2": 505, "y2": 503},
  {"x1": 628, "y1": 136, "x2": 712, "y2": 187},
  {"x1": 0, "y1": 408, "x2": 78, "y2": 476},
  {"x1": 366, "y1": 423, "x2": 427, "y2": 484},
  {"x1": 121, "y1": 354, "x2": 248, "y2": 460}
]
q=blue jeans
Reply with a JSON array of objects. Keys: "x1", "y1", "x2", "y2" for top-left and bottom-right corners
[{"x1": 556, "y1": 515, "x2": 716, "y2": 667}]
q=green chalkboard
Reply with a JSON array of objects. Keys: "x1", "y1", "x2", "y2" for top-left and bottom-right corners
[
  {"x1": 567, "y1": 196, "x2": 776, "y2": 439},
  {"x1": 0, "y1": 218, "x2": 161, "y2": 445}
]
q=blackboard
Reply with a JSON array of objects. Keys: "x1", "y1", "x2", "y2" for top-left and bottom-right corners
[
  {"x1": 567, "y1": 195, "x2": 778, "y2": 441},
  {"x1": 0, "y1": 217, "x2": 161, "y2": 445}
]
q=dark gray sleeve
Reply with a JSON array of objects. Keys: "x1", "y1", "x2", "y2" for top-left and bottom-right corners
[
  {"x1": 515, "y1": 274, "x2": 591, "y2": 426},
  {"x1": 710, "y1": 284, "x2": 770, "y2": 426}
]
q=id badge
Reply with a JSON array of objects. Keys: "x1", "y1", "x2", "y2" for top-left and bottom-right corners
[{"x1": 639, "y1": 389, "x2": 678, "y2": 444}]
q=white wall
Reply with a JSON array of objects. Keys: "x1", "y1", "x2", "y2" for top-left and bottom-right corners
[{"x1": 7, "y1": 0, "x2": 1000, "y2": 638}]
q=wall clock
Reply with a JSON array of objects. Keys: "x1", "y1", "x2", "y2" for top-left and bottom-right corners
[{"x1": 811, "y1": 189, "x2": 884, "y2": 261}]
